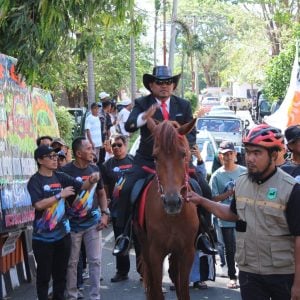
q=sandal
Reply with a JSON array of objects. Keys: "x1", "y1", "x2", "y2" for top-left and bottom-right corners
[{"x1": 227, "y1": 279, "x2": 238, "y2": 289}]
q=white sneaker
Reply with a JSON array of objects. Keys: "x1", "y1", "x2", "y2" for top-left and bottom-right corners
[{"x1": 220, "y1": 265, "x2": 228, "y2": 277}]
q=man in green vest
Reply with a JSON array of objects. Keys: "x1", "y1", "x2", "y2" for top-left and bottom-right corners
[{"x1": 186, "y1": 124, "x2": 300, "y2": 300}]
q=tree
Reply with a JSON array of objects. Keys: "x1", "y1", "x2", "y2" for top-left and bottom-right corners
[
  {"x1": 238, "y1": 0, "x2": 298, "y2": 56},
  {"x1": 0, "y1": 1, "x2": 134, "y2": 84},
  {"x1": 176, "y1": 0, "x2": 271, "y2": 90},
  {"x1": 219, "y1": 8, "x2": 270, "y2": 88},
  {"x1": 264, "y1": 43, "x2": 295, "y2": 101}
]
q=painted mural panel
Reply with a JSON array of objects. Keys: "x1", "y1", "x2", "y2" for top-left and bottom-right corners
[{"x1": 0, "y1": 53, "x2": 59, "y2": 231}]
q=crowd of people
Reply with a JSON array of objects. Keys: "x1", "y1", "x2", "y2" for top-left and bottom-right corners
[{"x1": 27, "y1": 66, "x2": 300, "y2": 300}]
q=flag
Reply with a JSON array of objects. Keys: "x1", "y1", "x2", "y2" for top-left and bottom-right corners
[{"x1": 264, "y1": 43, "x2": 300, "y2": 132}]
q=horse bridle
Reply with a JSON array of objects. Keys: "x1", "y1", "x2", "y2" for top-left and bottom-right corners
[{"x1": 154, "y1": 154, "x2": 190, "y2": 202}]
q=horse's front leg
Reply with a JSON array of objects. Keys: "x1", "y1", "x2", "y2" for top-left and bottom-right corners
[
  {"x1": 171, "y1": 247, "x2": 195, "y2": 300},
  {"x1": 144, "y1": 244, "x2": 165, "y2": 300}
]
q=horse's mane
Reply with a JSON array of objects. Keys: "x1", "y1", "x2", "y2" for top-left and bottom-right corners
[{"x1": 152, "y1": 120, "x2": 190, "y2": 158}]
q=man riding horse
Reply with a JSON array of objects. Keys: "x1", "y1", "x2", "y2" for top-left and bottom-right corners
[{"x1": 113, "y1": 66, "x2": 215, "y2": 257}]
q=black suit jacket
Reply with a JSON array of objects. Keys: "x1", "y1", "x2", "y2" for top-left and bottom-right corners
[{"x1": 125, "y1": 94, "x2": 196, "y2": 160}]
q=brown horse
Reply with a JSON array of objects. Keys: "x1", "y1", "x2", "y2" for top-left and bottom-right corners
[{"x1": 135, "y1": 118, "x2": 199, "y2": 300}]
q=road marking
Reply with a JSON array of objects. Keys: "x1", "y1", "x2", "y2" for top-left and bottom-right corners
[{"x1": 103, "y1": 230, "x2": 114, "y2": 245}]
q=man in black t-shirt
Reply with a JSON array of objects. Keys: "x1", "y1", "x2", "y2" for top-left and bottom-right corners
[
  {"x1": 61, "y1": 137, "x2": 108, "y2": 300},
  {"x1": 101, "y1": 135, "x2": 134, "y2": 282},
  {"x1": 27, "y1": 145, "x2": 99, "y2": 300}
]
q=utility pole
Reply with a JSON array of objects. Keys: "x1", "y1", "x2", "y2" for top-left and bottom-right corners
[
  {"x1": 130, "y1": 7, "x2": 136, "y2": 102},
  {"x1": 87, "y1": 52, "x2": 95, "y2": 108},
  {"x1": 130, "y1": 36, "x2": 136, "y2": 102},
  {"x1": 193, "y1": 15, "x2": 199, "y2": 98},
  {"x1": 163, "y1": 0, "x2": 167, "y2": 65},
  {"x1": 168, "y1": 0, "x2": 178, "y2": 71}
]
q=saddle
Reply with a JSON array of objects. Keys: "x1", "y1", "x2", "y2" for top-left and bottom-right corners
[{"x1": 112, "y1": 174, "x2": 154, "y2": 257}]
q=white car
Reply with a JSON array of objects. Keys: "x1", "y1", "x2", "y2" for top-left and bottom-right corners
[
  {"x1": 201, "y1": 96, "x2": 220, "y2": 111},
  {"x1": 194, "y1": 130, "x2": 218, "y2": 178},
  {"x1": 206, "y1": 105, "x2": 234, "y2": 116},
  {"x1": 196, "y1": 115, "x2": 248, "y2": 146}
]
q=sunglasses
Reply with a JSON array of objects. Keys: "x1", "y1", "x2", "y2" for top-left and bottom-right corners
[
  {"x1": 43, "y1": 154, "x2": 58, "y2": 160},
  {"x1": 111, "y1": 143, "x2": 123, "y2": 148},
  {"x1": 154, "y1": 79, "x2": 173, "y2": 86}
]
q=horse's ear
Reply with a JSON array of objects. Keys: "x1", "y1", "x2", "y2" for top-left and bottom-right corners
[
  {"x1": 177, "y1": 118, "x2": 197, "y2": 135},
  {"x1": 147, "y1": 117, "x2": 157, "y2": 133}
]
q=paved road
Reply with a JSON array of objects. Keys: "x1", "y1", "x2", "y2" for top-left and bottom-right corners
[{"x1": 10, "y1": 224, "x2": 241, "y2": 300}]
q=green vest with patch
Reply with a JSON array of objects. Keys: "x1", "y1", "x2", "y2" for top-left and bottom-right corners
[{"x1": 235, "y1": 168, "x2": 296, "y2": 275}]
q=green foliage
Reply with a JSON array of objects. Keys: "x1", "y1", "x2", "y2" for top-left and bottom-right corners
[
  {"x1": 92, "y1": 24, "x2": 152, "y2": 97},
  {"x1": 54, "y1": 104, "x2": 76, "y2": 146},
  {"x1": 0, "y1": 0, "x2": 134, "y2": 84},
  {"x1": 264, "y1": 44, "x2": 295, "y2": 101},
  {"x1": 184, "y1": 91, "x2": 198, "y2": 113},
  {"x1": 177, "y1": 0, "x2": 270, "y2": 87}
]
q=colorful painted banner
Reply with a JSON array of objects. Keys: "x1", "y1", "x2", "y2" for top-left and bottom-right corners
[{"x1": 0, "y1": 53, "x2": 60, "y2": 231}]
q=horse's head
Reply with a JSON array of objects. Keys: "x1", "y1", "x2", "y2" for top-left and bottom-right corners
[{"x1": 148, "y1": 118, "x2": 196, "y2": 215}]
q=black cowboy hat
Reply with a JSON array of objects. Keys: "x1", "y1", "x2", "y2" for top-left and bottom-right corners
[{"x1": 143, "y1": 66, "x2": 181, "y2": 91}]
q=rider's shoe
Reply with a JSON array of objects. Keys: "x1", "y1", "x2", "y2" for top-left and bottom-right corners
[
  {"x1": 195, "y1": 233, "x2": 218, "y2": 255},
  {"x1": 111, "y1": 273, "x2": 129, "y2": 282},
  {"x1": 113, "y1": 234, "x2": 131, "y2": 256}
]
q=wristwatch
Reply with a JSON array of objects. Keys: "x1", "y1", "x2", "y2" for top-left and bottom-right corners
[
  {"x1": 197, "y1": 159, "x2": 204, "y2": 165},
  {"x1": 55, "y1": 193, "x2": 61, "y2": 200},
  {"x1": 101, "y1": 208, "x2": 110, "y2": 216}
]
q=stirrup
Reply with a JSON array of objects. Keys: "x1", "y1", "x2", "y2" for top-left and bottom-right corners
[
  {"x1": 113, "y1": 234, "x2": 131, "y2": 256},
  {"x1": 195, "y1": 233, "x2": 218, "y2": 255}
]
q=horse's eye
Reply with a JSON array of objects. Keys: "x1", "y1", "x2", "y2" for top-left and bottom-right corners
[{"x1": 180, "y1": 151, "x2": 186, "y2": 158}]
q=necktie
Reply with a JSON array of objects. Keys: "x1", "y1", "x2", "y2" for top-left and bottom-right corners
[{"x1": 161, "y1": 102, "x2": 169, "y2": 120}]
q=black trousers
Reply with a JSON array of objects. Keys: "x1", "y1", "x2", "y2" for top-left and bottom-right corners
[
  {"x1": 239, "y1": 270, "x2": 294, "y2": 300},
  {"x1": 117, "y1": 162, "x2": 153, "y2": 228},
  {"x1": 112, "y1": 217, "x2": 130, "y2": 275},
  {"x1": 32, "y1": 234, "x2": 71, "y2": 300}
]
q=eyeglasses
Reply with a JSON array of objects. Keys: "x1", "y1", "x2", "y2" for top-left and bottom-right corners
[
  {"x1": 154, "y1": 79, "x2": 173, "y2": 86},
  {"x1": 42, "y1": 154, "x2": 58, "y2": 160},
  {"x1": 111, "y1": 143, "x2": 123, "y2": 148}
]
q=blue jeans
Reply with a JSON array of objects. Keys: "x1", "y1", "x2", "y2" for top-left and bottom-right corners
[
  {"x1": 239, "y1": 271, "x2": 294, "y2": 300},
  {"x1": 221, "y1": 227, "x2": 236, "y2": 280},
  {"x1": 213, "y1": 217, "x2": 226, "y2": 266}
]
